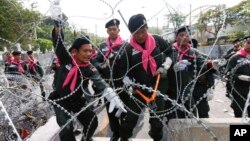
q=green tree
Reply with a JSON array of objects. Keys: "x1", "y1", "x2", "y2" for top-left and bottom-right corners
[
  {"x1": 0, "y1": 0, "x2": 41, "y2": 50},
  {"x1": 165, "y1": 13, "x2": 186, "y2": 31},
  {"x1": 34, "y1": 38, "x2": 53, "y2": 53},
  {"x1": 196, "y1": 5, "x2": 227, "y2": 39}
]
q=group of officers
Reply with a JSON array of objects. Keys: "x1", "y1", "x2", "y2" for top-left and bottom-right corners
[{"x1": 3, "y1": 13, "x2": 250, "y2": 141}]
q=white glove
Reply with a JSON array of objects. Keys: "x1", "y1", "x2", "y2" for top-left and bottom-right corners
[
  {"x1": 99, "y1": 60, "x2": 109, "y2": 69},
  {"x1": 155, "y1": 67, "x2": 168, "y2": 78},
  {"x1": 238, "y1": 75, "x2": 250, "y2": 82},
  {"x1": 162, "y1": 57, "x2": 172, "y2": 70},
  {"x1": 173, "y1": 60, "x2": 191, "y2": 72},
  {"x1": 212, "y1": 59, "x2": 226, "y2": 70},
  {"x1": 122, "y1": 76, "x2": 133, "y2": 88},
  {"x1": 206, "y1": 88, "x2": 214, "y2": 101},
  {"x1": 104, "y1": 87, "x2": 127, "y2": 117},
  {"x1": 50, "y1": 0, "x2": 62, "y2": 20}
]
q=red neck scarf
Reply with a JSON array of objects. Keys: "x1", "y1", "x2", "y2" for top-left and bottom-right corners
[
  {"x1": 26, "y1": 57, "x2": 38, "y2": 72},
  {"x1": 237, "y1": 48, "x2": 250, "y2": 57},
  {"x1": 62, "y1": 56, "x2": 90, "y2": 92},
  {"x1": 130, "y1": 34, "x2": 157, "y2": 76},
  {"x1": 55, "y1": 56, "x2": 60, "y2": 65},
  {"x1": 104, "y1": 35, "x2": 124, "y2": 59},
  {"x1": 12, "y1": 60, "x2": 24, "y2": 74},
  {"x1": 173, "y1": 42, "x2": 196, "y2": 61}
]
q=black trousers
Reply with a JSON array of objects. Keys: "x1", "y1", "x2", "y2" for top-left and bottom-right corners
[
  {"x1": 54, "y1": 98, "x2": 98, "y2": 141},
  {"x1": 119, "y1": 94, "x2": 165, "y2": 140}
]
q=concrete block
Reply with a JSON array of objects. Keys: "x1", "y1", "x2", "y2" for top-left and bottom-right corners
[{"x1": 167, "y1": 118, "x2": 250, "y2": 141}]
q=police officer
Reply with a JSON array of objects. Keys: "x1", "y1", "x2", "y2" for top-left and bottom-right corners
[
  {"x1": 119, "y1": 14, "x2": 172, "y2": 141},
  {"x1": 226, "y1": 36, "x2": 250, "y2": 117},
  {"x1": 165, "y1": 26, "x2": 211, "y2": 119},
  {"x1": 92, "y1": 19, "x2": 128, "y2": 141},
  {"x1": 50, "y1": 25, "x2": 127, "y2": 141}
]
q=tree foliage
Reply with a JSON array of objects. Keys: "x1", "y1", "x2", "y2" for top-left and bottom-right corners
[
  {"x1": 164, "y1": 13, "x2": 186, "y2": 30},
  {"x1": 0, "y1": 0, "x2": 41, "y2": 50},
  {"x1": 196, "y1": 5, "x2": 227, "y2": 39}
]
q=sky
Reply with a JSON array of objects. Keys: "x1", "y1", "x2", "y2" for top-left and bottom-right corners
[{"x1": 24, "y1": 0, "x2": 244, "y2": 39}]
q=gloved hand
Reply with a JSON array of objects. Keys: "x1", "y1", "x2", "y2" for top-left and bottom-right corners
[
  {"x1": 155, "y1": 67, "x2": 168, "y2": 78},
  {"x1": 104, "y1": 87, "x2": 127, "y2": 117},
  {"x1": 173, "y1": 60, "x2": 191, "y2": 72},
  {"x1": 122, "y1": 76, "x2": 133, "y2": 88},
  {"x1": 50, "y1": 0, "x2": 62, "y2": 21},
  {"x1": 99, "y1": 60, "x2": 109, "y2": 69},
  {"x1": 238, "y1": 75, "x2": 250, "y2": 82},
  {"x1": 206, "y1": 88, "x2": 214, "y2": 101},
  {"x1": 162, "y1": 57, "x2": 173, "y2": 70},
  {"x1": 155, "y1": 57, "x2": 173, "y2": 77}
]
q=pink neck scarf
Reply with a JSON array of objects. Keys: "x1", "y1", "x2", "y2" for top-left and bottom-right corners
[
  {"x1": 104, "y1": 35, "x2": 124, "y2": 59},
  {"x1": 237, "y1": 48, "x2": 250, "y2": 57},
  {"x1": 26, "y1": 57, "x2": 38, "y2": 72},
  {"x1": 173, "y1": 42, "x2": 196, "y2": 61},
  {"x1": 90, "y1": 49, "x2": 97, "y2": 61},
  {"x1": 62, "y1": 56, "x2": 90, "y2": 92},
  {"x1": 130, "y1": 34, "x2": 157, "y2": 76},
  {"x1": 12, "y1": 60, "x2": 24, "y2": 74}
]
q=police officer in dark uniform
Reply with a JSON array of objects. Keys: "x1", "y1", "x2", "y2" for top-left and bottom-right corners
[
  {"x1": 226, "y1": 36, "x2": 250, "y2": 117},
  {"x1": 118, "y1": 14, "x2": 172, "y2": 141},
  {"x1": 165, "y1": 26, "x2": 211, "y2": 119},
  {"x1": 50, "y1": 25, "x2": 126, "y2": 141},
  {"x1": 92, "y1": 19, "x2": 128, "y2": 141}
]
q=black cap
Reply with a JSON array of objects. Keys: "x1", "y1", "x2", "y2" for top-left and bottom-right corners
[
  {"x1": 105, "y1": 19, "x2": 120, "y2": 28},
  {"x1": 27, "y1": 50, "x2": 33, "y2": 55},
  {"x1": 128, "y1": 14, "x2": 147, "y2": 33},
  {"x1": 12, "y1": 50, "x2": 21, "y2": 56},
  {"x1": 69, "y1": 36, "x2": 90, "y2": 52},
  {"x1": 176, "y1": 26, "x2": 191, "y2": 36}
]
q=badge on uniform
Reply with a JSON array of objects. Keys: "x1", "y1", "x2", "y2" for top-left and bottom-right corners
[{"x1": 65, "y1": 64, "x2": 72, "y2": 70}]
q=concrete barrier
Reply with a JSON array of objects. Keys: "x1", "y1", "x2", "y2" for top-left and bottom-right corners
[{"x1": 167, "y1": 118, "x2": 250, "y2": 141}]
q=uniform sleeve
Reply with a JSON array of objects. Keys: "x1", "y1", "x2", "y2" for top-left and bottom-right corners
[
  {"x1": 90, "y1": 67, "x2": 109, "y2": 92},
  {"x1": 226, "y1": 55, "x2": 241, "y2": 81},
  {"x1": 52, "y1": 26, "x2": 71, "y2": 64},
  {"x1": 153, "y1": 35, "x2": 172, "y2": 57},
  {"x1": 117, "y1": 44, "x2": 133, "y2": 79},
  {"x1": 92, "y1": 44, "x2": 105, "y2": 70}
]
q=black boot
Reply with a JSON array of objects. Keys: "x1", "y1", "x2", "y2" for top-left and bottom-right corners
[{"x1": 120, "y1": 138, "x2": 131, "y2": 141}]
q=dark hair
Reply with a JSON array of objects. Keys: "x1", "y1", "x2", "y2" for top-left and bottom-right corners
[
  {"x1": 175, "y1": 26, "x2": 191, "y2": 37},
  {"x1": 128, "y1": 14, "x2": 147, "y2": 33},
  {"x1": 27, "y1": 50, "x2": 33, "y2": 55},
  {"x1": 105, "y1": 19, "x2": 120, "y2": 28},
  {"x1": 12, "y1": 51, "x2": 21, "y2": 56},
  {"x1": 69, "y1": 36, "x2": 91, "y2": 52}
]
